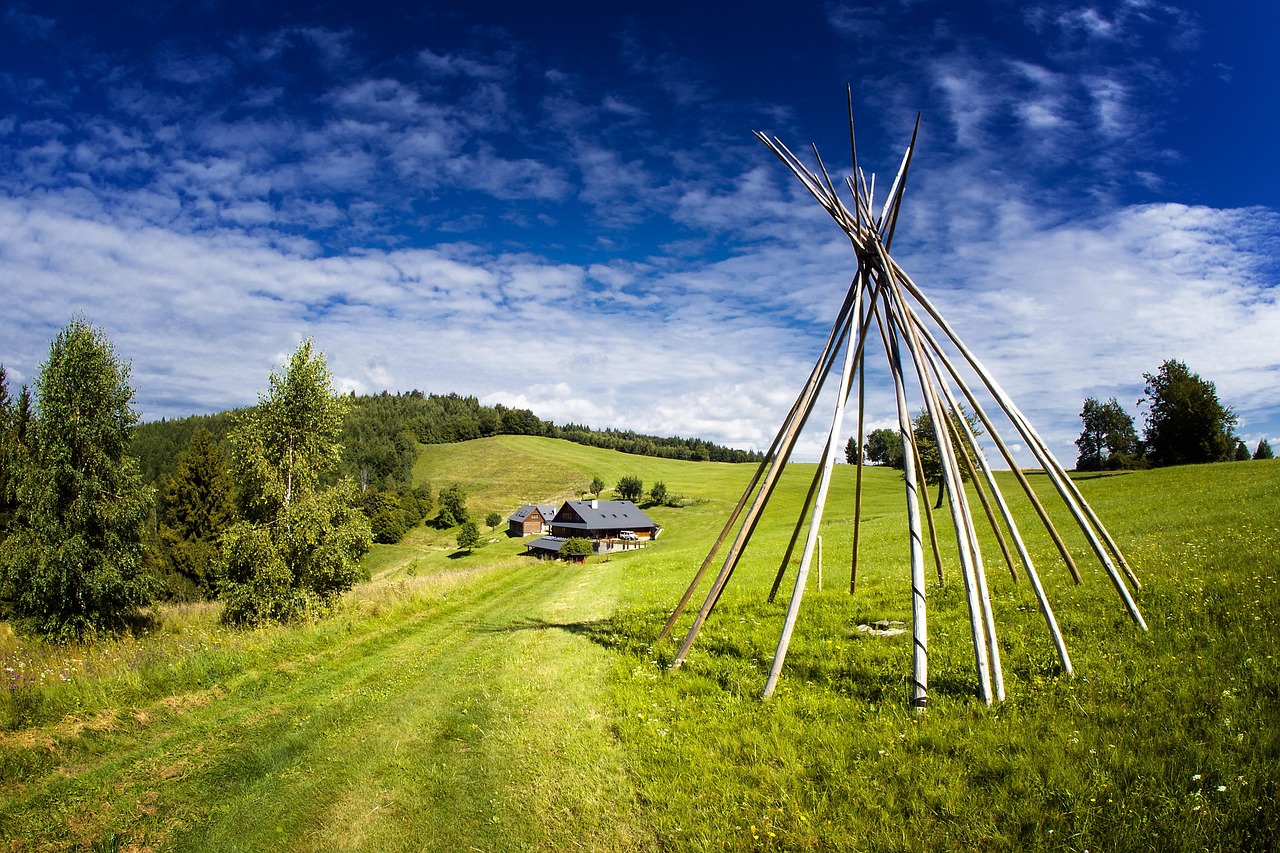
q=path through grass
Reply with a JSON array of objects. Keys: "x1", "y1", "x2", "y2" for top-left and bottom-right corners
[{"x1": 2, "y1": 440, "x2": 1278, "y2": 851}]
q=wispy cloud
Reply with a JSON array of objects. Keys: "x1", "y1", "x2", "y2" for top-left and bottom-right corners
[{"x1": 1, "y1": 0, "x2": 1277, "y2": 466}]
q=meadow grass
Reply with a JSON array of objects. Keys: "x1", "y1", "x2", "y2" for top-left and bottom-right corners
[{"x1": 1, "y1": 440, "x2": 1277, "y2": 851}]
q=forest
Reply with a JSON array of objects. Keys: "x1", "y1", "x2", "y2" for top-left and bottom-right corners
[
  {"x1": 132, "y1": 391, "x2": 763, "y2": 494},
  {"x1": 1, "y1": 323, "x2": 764, "y2": 627}
]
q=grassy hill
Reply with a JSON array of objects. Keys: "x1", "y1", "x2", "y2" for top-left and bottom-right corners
[{"x1": 2, "y1": 439, "x2": 1278, "y2": 851}]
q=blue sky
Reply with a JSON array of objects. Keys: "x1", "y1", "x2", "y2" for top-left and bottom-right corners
[{"x1": 1, "y1": 0, "x2": 1277, "y2": 465}]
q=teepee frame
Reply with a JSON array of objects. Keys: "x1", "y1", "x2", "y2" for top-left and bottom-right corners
[{"x1": 659, "y1": 91, "x2": 1148, "y2": 708}]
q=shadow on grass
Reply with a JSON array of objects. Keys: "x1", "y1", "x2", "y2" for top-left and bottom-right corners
[{"x1": 500, "y1": 605, "x2": 991, "y2": 704}]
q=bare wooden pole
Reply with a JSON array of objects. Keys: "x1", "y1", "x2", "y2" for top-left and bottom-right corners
[
  {"x1": 916, "y1": 343, "x2": 1073, "y2": 674},
  {"x1": 763, "y1": 282, "x2": 864, "y2": 699},
  {"x1": 658, "y1": 277, "x2": 862, "y2": 645},
  {"x1": 956, "y1": 436, "x2": 1018, "y2": 583},
  {"x1": 917, "y1": 344, "x2": 1026, "y2": 582},
  {"x1": 873, "y1": 284, "x2": 931, "y2": 711},
  {"x1": 881, "y1": 276, "x2": 997, "y2": 704},
  {"x1": 890, "y1": 291, "x2": 1084, "y2": 683},
  {"x1": 770, "y1": 285, "x2": 879, "y2": 604},
  {"x1": 703, "y1": 300, "x2": 872, "y2": 619},
  {"x1": 850, "y1": 309, "x2": 867, "y2": 595},
  {"x1": 910, "y1": 432, "x2": 947, "y2": 585},
  {"x1": 768, "y1": 447, "x2": 826, "y2": 603},
  {"x1": 897, "y1": 298, "x2": 1085, "y2": 583}
]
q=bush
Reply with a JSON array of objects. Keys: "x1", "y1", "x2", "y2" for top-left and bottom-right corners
[
  {"x1": 456, "y1": 521, "x2": 480, "y2": 553},
  {"x1": 561, "y1": 537, "x2": 593, "y2": 558}
]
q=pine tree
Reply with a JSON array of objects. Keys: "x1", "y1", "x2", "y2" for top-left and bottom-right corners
[
  {"x1": 0, "y1": 366, "x2": 15, "y2": 539},
  {"x1": 0, "y1": 321, "x2": 155, "y2": 638},
  {"x1": 159, "y1": 427, "x2": 235, "y2": 597},
  {"x1": 1255, "y1": 439, "x2": 1274, "y2": 460},
  {"x1": 219, "y1": 340, "x2": 371, "y2": 625}
]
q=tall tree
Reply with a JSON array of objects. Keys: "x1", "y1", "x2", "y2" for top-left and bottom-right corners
[
  {"x1": 1075, "y1": 396, "x2": 1140, "y2": 471},
  {"x1": 844, "y1": 436, "x2": 859, "y2": 464},
  {"x1": 1233, "y1": 439, "x2": 1251, "y2": 461},
  {"x1": 1141, "y1": 359, "x2": 1238, "y2": 466},
  {"x1": 219, "y1": 340, "x2": 371, "y2": 625},
  {"x1": 160, "y1": 427, "x2": 235, "y2": 597},
  {"x1": 912, "y1": 407, "x2": 983, "y2": 509},
  {"x1": 0, "y1": 366, "x2": 16, "y2": 539},
  {"x1": 0, "y1": 321, "x2": 154, "y2": 638},
  {"x1": 589, "y1": 476, "x2": 605, "y2": 498},
  {"x1": 1255, "y1": 439, "x2": 1274, "y2": 460}
]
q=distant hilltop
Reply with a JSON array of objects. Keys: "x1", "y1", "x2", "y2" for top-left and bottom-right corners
[{"x1": 132, "y1": 389, "x2": 764, "y2": 488}]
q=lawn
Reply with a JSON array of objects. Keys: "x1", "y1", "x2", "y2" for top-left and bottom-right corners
[{"x1": 1, "y1": 438, "x2": 1277, "y2": 851}]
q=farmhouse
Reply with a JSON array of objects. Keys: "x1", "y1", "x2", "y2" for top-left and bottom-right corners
[
  {"x1": 524, "y1": 499, "x2": 661, "y2": 560},
  {"x1": 507, "y1": 503, "x2": 559, "y2": 536}
]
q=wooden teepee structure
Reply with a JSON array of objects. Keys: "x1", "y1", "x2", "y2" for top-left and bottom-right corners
[{"x1": 658, "y1": 92, "x2": 1148, "y2": 709}]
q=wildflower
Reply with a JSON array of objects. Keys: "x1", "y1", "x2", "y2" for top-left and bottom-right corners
[
  {"x1": 1192, "y1": 773, "x2": 1202, "y2": 781},
  {"x1": 1217, "y1": 785, "x2": 1227, "y2": 792}
]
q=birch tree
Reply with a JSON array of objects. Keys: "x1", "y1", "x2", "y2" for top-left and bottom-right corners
[{"x1": 220, "y1": 340, "x2": 370, "y2": 624}]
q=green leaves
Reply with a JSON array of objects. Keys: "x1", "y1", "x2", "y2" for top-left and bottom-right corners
[
  {"x1": 0, "y1": 320, "x2": 154, "y2": 639},
  {"x1": 615, "y1": 475, "x2": 643, "y2": 503},
  {"x1": 219, "y1": 341, "x2": 370, "y2": 626},
  {"x1": 1142, "y1": 359, "x2": 1238, "y2": 466},
  {"x1": 1076, "y1": 397, "x2": 1141, "y2": 471}
]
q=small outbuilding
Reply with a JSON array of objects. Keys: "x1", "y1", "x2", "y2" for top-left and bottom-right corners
[{"x1": 507, "y1": 503, "x2": 559, "y2": 536}]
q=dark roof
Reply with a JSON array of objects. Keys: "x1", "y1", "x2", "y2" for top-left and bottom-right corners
[
  {"x1": 551, "y1": 499, "x2": 657, "y2": 530},
  {"x1": 508, "y1": 503, "x2": 558, "y2": 523},
  {"x1": 525, "y1": 535, "x2": 566, "y2": 553}
]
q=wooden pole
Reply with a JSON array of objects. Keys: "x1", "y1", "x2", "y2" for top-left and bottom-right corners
[
  {"x1": 658, "y1": 275, "x2": 863, "y2": 645},
  {"x1": 768, "y1": 447, "x2": 826, "y2": 603},
  {"x1": 875, "y1": 241, "x2": 996, "y2": 705},
  {"x1": 851, "y1": 298, "x2": 867, "y2": 595},
  {"x1": 910, "y1": 432, "x2": 947, "y2": 585},
  {"x1": 763, "y1": 281, "x2": 863, "y2": 699},
  {"x1": 874, "y1": 285, "x2": 930, "y2": 711}
]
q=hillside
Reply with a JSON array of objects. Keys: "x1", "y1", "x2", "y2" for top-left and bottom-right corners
[{"x1": 2, "y1": 446, "x2": 1278, "y2": 851}]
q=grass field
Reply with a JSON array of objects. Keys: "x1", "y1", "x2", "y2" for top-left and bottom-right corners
[{"x1": 2, "y1": 436, "x2": 1278, "y2": 851}]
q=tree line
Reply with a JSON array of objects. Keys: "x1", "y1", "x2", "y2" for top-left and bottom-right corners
[
  {"x1": 1074, "y1": 359, "x2": 1267, "y2": 470},
  {"x1": 844, "y1": 359, "x2": 1271, "y2": 475},
  {"x1": 0, "y1": 324, "x2": 378, "y2": 637},
  {"x1": 132, "y1": 393, "x2": 762, "y2": 497},
  {"x1": 1, "y1": 322, "x2": 762, "y2": 638}
]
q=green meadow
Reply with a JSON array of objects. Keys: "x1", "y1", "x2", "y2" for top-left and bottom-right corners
[{"x1": 2, "y1": 435, "x2": 1278, "y2": 851}]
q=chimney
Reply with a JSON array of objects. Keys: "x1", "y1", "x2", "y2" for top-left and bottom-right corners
[{"x1": 590, "y1": 499, "x2": 598, "y2": 509}]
